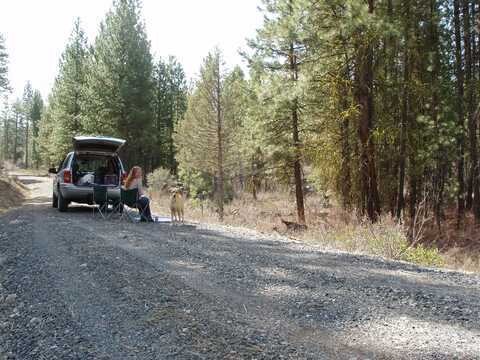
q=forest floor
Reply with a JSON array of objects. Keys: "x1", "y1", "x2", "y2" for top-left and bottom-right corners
[
  {"x1": 422, "y1": 210, "x2": 480, "y2": 271},
  {"x1": 0, "y1": 173, "x2": 479, "y2": 359}
]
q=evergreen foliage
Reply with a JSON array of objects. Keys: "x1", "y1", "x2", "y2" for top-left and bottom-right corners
[
  {"x1": 26, "y1": 0, "x2": 480, "y2": 232},
  {"x1": 83, "y1": 0, "x2": 154, "y2": 170},
  {"x1": 38, "y1": 19, "x2": 89, "y2": 165},
  {"x1": 174, "y1": 49, "x2": 245, "y2": 220},
  {"x1": 245, "y1": 0, "x2": 308, "y2": 224},
  {"x1": 152, "y1": 56, "x2": 187, "y2": 173},
  {"x1": 0, "y1": 33, "x2": 9, "y2": 94}
]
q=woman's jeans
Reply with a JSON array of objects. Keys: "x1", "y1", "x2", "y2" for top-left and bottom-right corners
[{"x1": 137, "y1": 196, "x2": 152, "y2": 221}]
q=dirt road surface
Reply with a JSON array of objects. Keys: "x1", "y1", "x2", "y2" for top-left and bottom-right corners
[{"x1": 0, "y1": 174, "x2": 479, "y2": 359}]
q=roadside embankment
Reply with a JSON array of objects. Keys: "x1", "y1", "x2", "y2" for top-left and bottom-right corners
[{"x1": 0, "y1": 176, "x2": 27, "y2": 213}]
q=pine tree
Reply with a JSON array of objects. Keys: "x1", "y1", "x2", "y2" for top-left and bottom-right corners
[
  {"x1": 246, "y1": 0, "x2": 307, "y2": 224},
  {"x1": 0, "y1": 33, "x2": 9, "y2": 94},
  {"x1": 175, "y1": 49, "x2": 243, "y2": 220},
  {"x1": 0, "y1": 34, "x2": 10, "y2": 169},
  {"x1": 22, "y1": 82, "x2": 33, "y2": 168},
  {"x1": 453, "y1": 0, "x2": 466, "y2": 227},
  {"x1": 38, "y1": 19, "x2": 89, "y2": 165},
  {"x1": 0, "y1": 96, "x2": 11, "y2": 162},
  {"x1": 30, "y1": 90, "x2": 43, "y2": 169},
  {"x1": 11, "y1": 99, "x2": 23, "y2": 165},
  {"x1": 84, "y1": 0, "x2": 154, "y2": 170},
  {"x1": 152, "y1": 56, "x2": 187, "y2": 173}
]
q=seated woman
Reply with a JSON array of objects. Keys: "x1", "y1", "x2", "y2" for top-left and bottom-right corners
[{"x1": 123, "y1": 166, "x2": 154, "y2": 222}]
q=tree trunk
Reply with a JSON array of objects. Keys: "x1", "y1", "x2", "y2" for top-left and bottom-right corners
[
  {"x1": 356, "y1": 0, "x2": 380, "y2": 222},
  {"x1": 3, "y1": 109, "x2": 8, "y2": 161},
  {"x1": 13, "y1": 111, "x2": 18, "y2": 164},
  {"x1": 25, "y1": 119, "x2": 29, "y2": 168},
  {"x1": 339, "y1": 64, "x2": 352, "y2": 210},
  {"x1": 169, "y1": 127, "x2": 176, "y2": 175},
  {"x1": 340, "y1": 116, "x2": 351, "y2": 210},
  {"x1": 431, "y1": 0, "x2": 444, "y2": 228},
  {"x1": 409, "y1": 157, "x2": 418, "y2": 221},
  {"x1": 454, "y1": 0, "x2": 466, "y2": 228},
  {"x1": 216, "y1": 58, "x2": 224, "y2": 221},
  {"x1": 289, "y1": 41, "x2": 306, "y2": 225},
  {"x1": 397, "y1": 0, "x2": 410, "y2": 221},
  {"x1": 463, "y1": 0, "x2": 480, "y2": 221}
]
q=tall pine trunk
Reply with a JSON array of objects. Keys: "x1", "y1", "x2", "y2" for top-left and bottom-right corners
[
  {"x1": 431, "y1": 0, "x2": 445, "y2": 228},
  {"x1": 289, "y1": 39, "x2": 306, "y2": 224},
  {"x1": 340, "y1": 116, "x2": 351, "y2": 210},
  {"x1": 397, "y1": 0, "x2": 410, "y2": 220},
  {"x1": 25, "y1": 119, "x2": 29, "y2": 168},
  {"x1": 339, "y1": 63, "x2": 352, "y2": 210},
  {"x1": 454, "y1": 0, "x2": 466, "y2": 227},
  {"x1": 463, "y1": 0, "x2": 480, "y2": 221},
  {"x1": 3, "y1": 111, "x2": 8, "y2": 161},
  {"x1": 356, "y1": 0, "x2": 380, "y2": 222},
  {"x1": 216, "y1": 59, "x2": 225, "y2": 222},
  {"x1": 13, "y1": 111, "x2": 18, "y2": 164}
]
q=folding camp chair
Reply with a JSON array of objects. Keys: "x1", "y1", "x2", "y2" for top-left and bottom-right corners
[
  {"x1": 114, "y1": 187, "x2": 148, "y2": 222},
  {"x1": 93, "y1": 185, "x2": 109, "y2": 219}
]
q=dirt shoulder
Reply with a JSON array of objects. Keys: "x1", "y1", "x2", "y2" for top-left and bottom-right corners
[{"x1": 0, "y1": 175, "x2": 28, "y2": 213}]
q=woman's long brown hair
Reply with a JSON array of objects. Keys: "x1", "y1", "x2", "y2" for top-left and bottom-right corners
[{"x1": 124, "y1": 166, "x2": 141, "y2": 189}]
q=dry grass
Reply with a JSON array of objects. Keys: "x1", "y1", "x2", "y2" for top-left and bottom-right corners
[
  {"x1": 420, "y1": 210, "x2": 480, "y2": 273},
  {"x1": 149, "y1": 190, "x2": 451, "y2": 269}
]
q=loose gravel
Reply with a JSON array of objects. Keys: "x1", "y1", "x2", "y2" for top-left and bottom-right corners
[{"x1": 0, "y1": 175, "x2": 479, "y2": 359}]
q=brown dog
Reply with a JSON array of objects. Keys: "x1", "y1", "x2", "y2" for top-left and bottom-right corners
[{"x1": 170, "y1": 188, "x2": 185, "y2": 223}]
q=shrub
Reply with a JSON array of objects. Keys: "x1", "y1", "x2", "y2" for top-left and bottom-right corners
[
  {"x1": 400, "y1": 244, "x2": 445, "y2": 267},
  {"x1": 147, "y1": 168, "x2": 176, "y2": 193},
  {"x1": 178, "y1": 167, "x2": 213, "y2": 199}
]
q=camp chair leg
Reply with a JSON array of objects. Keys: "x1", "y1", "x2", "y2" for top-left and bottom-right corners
[
  {"x1": 107, "y1": 202, "x2": 120, "y2": 219},
  {"x1": 114, "y1": 203, "x2": 139, "y2": 222},
  {"x1": 93, "y1": 203, "x2": 108, "y2": 219}
]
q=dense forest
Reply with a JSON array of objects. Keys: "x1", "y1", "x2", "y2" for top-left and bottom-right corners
[{"x1": 1, "y1": 0, "x2": 480, "y2": 234}]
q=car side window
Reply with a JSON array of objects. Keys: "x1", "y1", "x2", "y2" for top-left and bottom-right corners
[
  {"x1": 58, "y1": 158, "x2": 65, "y2": 171},
  {"x1": 59, "y1": 154, "x2": 71, "y2": 171}
]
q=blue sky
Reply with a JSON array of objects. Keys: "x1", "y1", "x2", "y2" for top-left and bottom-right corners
[{"x1": 0, "y1": 0, "x2": 263, "y2": 99}]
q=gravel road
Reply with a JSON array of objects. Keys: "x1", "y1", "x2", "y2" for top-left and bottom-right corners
[{"x1": 0, "y1": 174, "x2": 479, "y2": 359}]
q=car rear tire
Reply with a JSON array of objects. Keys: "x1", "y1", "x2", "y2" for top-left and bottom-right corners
[
  {"x1": 58, "y1": 189, "x2": 68, "y2": 212},
  {"x1": 52, "y1": 193, "x2": 58, "y2": 208}
]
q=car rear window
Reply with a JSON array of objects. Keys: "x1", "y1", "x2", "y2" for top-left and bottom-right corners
[
  {"x1": 74, "y1": 155, "x2": 115, "y2": 172},
  {"x1": 72, "y1": 155, "x2": 120, "y2": 186}
]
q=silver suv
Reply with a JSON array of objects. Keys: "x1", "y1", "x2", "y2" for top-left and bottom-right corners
[{"x1": 49, "y1": 136, "x2": 126, "y2": 212}]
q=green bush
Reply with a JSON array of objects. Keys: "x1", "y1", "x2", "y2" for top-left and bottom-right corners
[
  {"x1": 178, "y1": 167, "x2": 213, "y2": 199},
  {"x1": 401, "y1": 244, "x2": 445, "y2": 267}
]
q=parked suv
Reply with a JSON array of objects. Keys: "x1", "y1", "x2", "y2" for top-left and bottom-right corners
[{"x1": 49, "y1": 136, "x2": 126, "y2": 212}]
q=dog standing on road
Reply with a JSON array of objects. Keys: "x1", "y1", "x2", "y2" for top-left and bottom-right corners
[{"x1": 170, "y1": 188, "x2": 185, "y2": 223}]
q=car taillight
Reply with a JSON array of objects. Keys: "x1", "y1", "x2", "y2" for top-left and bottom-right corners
[{"x1": 63, "y1": 170, "x2": 72, "y2": 184}]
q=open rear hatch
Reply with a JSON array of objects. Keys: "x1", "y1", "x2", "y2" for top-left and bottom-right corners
[{"x1": 73, "y1": 136, "x2": 126, "y2": 155}]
